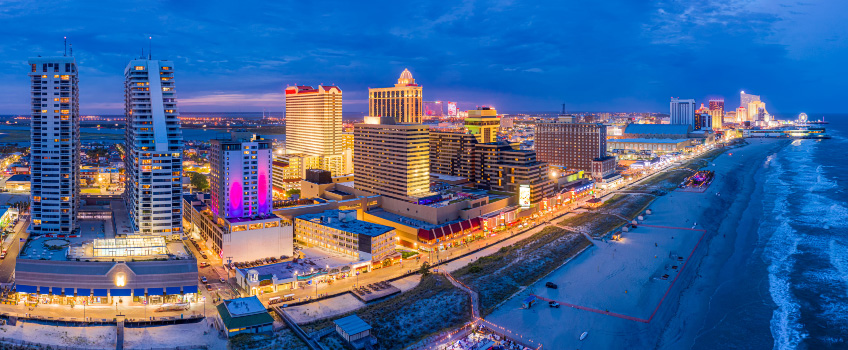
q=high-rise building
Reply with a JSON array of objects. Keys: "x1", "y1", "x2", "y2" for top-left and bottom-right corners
[
  {"x1": 354, "y1": 116, "x2": 431, "y2": 201},
  {"x1": 535, "y1": 118, "x2": 607, "y2": 172},
  {"x1": 708, "y1": 99, "x2": 724, "y2": 130},
  {"x1": 284, "y1": 85, "x2": 342, "y2": 157},
  {"x1": 474, "y1": 142, "x2": 554, "y2": 203},
  {"x1": 740, "y1": 91, "x2": 760, "y2": 107},
  {"x1": 747, "y1": 101, "x2": 768, "y2": 123},
  {"x1": 28, "y1": 56, "x2": 80, "y2": 235},
  {"x1": 209, "y1": 137, "x2": 273, "y2": 218},
  {"x1": 429, "y1": 132, "x2": 479, "y2": 179},
  {"x1": 736, "y1": 106, "x2": 747, "y2": 123},
  {"x1": 669, "y1": 98, "x2": 696, "y2": 126},
  {"x1": 464, "y1": 107, "x2": 500, "y2": 143},
  {"x1": 124, "y1": 59, "x2": 183, "y2": 235},
  {"x1": 369, "y1": 69, "x2": 423, "y2": 124}
]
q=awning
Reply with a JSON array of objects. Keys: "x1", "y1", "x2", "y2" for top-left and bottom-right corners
[
  {"x1": 110, "y1": 289, "x2": 131, "y2": 297},
  {"x1": 469, "y1": 217, "x2": 481, "y2": 228},
  {"x1": 51, "y1": 287, "x2": 62, "y2": 295},
  {"x1": 93, "y1": 289, "x2": 108, "y2": 297},
  {"x1": 417, "y1": 228, "x2": 434, "y2": 241},
  {"x1": 449, "y1": 222, "x2": 462, "y2": 234},
  {"x1": 63, "y1": 288, "x2": 74, "y2": 296},
  {"x1": 77, "y1": 288, "x2": 91, "y2": 296},
  {"x1": 183, "y1": 285, "x2": 198, "y2": 294},
  {"x1": 148, "y1": 288, "x2": 164, "y2": 295},
  {"x1": 16, "y1": 285, "x2": 36, "y2": 294},
  {"x1": 165, "y1": 286, "x2": 181, "y2": 295},
  {"x1": 133, "y1": 288, "x2": 145, "y2": 296},
  {"x1": 39, "y1": 286, "x2": 50, "y2": 294},
  {"x1": 460, "y1": 220, "x2": 471, "y2": 231}
]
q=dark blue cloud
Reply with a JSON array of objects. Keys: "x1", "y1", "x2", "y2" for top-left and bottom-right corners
[{"x1": 0, "y1": 0, "x2": 845, "y2": 114}]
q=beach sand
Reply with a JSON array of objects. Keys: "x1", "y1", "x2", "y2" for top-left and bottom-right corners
[{"x1": 485, "y1": 139, "x2": 787, "y2": 349}]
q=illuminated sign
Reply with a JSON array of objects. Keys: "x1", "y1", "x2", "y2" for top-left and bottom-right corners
[
  {"x1": 519, "y1": 184, "x2": 531, "y2": 208},
  {"x1": 448, "y1": 102, "x2": 458, "y2": 116}
]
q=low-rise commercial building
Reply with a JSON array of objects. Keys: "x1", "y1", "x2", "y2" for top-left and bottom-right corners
[
  {"x1": 216, "y1": 296, "x2": 274, "y2": 338},
  {"x1": 294, "y1": 210, "x2": 397, "y2": 263}
]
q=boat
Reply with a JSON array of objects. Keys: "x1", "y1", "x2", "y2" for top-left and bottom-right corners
[{"x1": 580, "y1": 331, "x2": 588, "y2": 340}]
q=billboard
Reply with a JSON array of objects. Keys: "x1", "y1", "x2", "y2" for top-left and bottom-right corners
[
  {"x1": 447, "y1": 102, "x2": 458, "y2": 116},
  {"x1": 519, "y1": 184, "x2": 531, "y2": 208},
  {"x1": 423, "y1": 101, "x2": 444, "y2": 117}
]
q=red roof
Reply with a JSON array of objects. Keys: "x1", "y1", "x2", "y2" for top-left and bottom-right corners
[
  {"x1": 418, "y1": 228, "x2": 434, "y2": 241},
  {"x1": 469, "y1": 217, "x2": 481, "y2": 228},
  {"x1": 460, "y1": 220, "x2": 471, "y2": 231},
  {"x1": 449, "y1": 222, "x2": 462, "y2": 234}
]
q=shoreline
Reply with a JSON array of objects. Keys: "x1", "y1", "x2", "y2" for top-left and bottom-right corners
[{"x1": 484, "y1": 139, "x2": 787, "y2": 349}]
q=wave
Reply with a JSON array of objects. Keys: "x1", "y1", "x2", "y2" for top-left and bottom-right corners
[{"x1": 762, "y1": 149, "x2": 807, "y2": 349}]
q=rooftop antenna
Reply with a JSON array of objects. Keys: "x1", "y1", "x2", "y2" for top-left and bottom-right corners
[
  {"x1": 148, "y1": 36, "x2": 152, "y2": 60},
  {"x1": 141, "y1": 47, "x2": 144, "y2": 59},
  {"x1": 64, "y1": 37, "x2": 67, "y2": 56},
  {"x1": 69, "y1": 43, "x2": 73, "y2": 56},
  {"x1": 561, "y1": 103, "x2": 565, "y2": 114}
]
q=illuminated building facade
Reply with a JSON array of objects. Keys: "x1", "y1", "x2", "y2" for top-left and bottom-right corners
[
  {"x1": 124, "y1": 58, "x2": 183, "y2": 235},
  {"x1": 284, "y1": 85, "x2": 342, "y2": 157},
  {"x1": 464, "y1": 107, "x2": 500, "y2": 143},
  {"x1": 209, "y1": 137, "x2": 273, "y2": 218},
  {"x1": 369, "y1": 69, "x2": 423, "y2": 124},
  {"x1": 740, "y1": 91, "x2": 760, "y2": 107},
  {"x1": 670, "y1": 98, "x2": 696, "y2": 126},
  {"x1": 474, "y1": 142, "x2": 554, "y2": 203},
  {"x1": 535, "y1": 119, "x2": 607, "y2": 172},
  {"x1": 28, "y1": 56, "x2": 80, "y2": 235},
  {"x1": 354, "y1": 116, "x2": 431, "y2": 201},
  {"x1": 294, "y1": 210, "x2": 397, "y2": 262},
  {"x1": 709, "y1": 99, "x2": 724, "y2": 130}
]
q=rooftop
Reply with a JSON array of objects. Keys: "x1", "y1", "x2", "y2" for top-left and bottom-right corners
[
  {"x1": 217, "y1": 297, "x2": 274, "y2": 331},
  {"x1": 334, "y1": 314, "x2": 372, "y2": 336},
  {"x1": 295, "y1": 210, "x2": 394, "y2": 237},
  {"x1": 223, "y1": 296, "x2": 267, "y2": 317},
  {"x1": 6, "y1": 174, "x2": 29, "y2": 182},
  {"x1": 610, "y1": 138, "x2": 691, "y2": 144},
  {"x1": 366, "y1": 208, "x2": 466, "y2": 230},
  {"x1": 237, "y1": 247, "x2": 360, "y2": 281},
  {"x1": 624, "y1": 124, "x2": 692, "y2": 135}
]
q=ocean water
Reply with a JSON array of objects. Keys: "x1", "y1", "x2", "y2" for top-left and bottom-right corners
[{"x1": 759, "y1": 115, "x2": 848, "y2": 349}]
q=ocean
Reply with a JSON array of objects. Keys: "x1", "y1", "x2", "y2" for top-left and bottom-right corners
[
  {"x1": 675, "y1": 115, "x2": 848, "y2": 350},
  {"x1": 759, "y1": 115, "x2": 848, "y2": 348}
]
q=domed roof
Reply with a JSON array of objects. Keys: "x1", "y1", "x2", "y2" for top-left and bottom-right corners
[{"x1": 399, "y1": 68, "x2": 413, "y2": 81}]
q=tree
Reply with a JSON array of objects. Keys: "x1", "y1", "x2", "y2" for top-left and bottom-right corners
[
  {"x1": 286, "y1": 189, "x2": 301, "y2": 198},
  {"x1": 189, "y1": 172, "x2": 209, "y2": 192},
  {"x1": 419, "y1": 262, "x2": 431, "y2": 277}
]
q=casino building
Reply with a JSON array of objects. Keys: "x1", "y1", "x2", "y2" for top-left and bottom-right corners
[{"x1": 15, "y1": 235, "x2": 198, "y2": 305}]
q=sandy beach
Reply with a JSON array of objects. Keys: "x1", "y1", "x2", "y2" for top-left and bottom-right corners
[{"x1": 485, "y1": 139, "x2": 788, "y2": 349}]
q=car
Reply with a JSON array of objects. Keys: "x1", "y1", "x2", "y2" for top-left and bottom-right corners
[
  {"x1": 545, "y1": 282, "x2": 558, "y2": 289},
  {"x1": 220, "y1": 277, "x2": 226, "y2": 283},
  {"x1": 205, "y1": 284, "x2": 212, "y2": 291},
  {"x1": 549, "y1": 301, "x2": 560, "y2": 308},
  {"x1": 201, "y1": 276, "x2": 208, "y2": 283}
]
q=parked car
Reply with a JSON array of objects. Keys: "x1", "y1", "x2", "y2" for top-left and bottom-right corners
[
  {"x1": 549, "y1": 301, "x2": 560, "y2": 308},
  {"x1": 205, "y1": 284, "x2": 212, "y2": 291},
  {"x1": 219, "y1": 277, "x2": 226, "y2": 283},
  {"x1": 545, "y1": 282, "x2": 558, "y2": 289},
  {"x1": 201, "y1": 276, "x2": 208, "y2": 283}
]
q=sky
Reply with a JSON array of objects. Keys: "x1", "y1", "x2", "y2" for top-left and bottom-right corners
[{"x1": 0, "y1": 0, "x2": 846, "y2": 115}]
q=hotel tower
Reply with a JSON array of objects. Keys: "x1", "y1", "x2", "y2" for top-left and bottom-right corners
[
  {"x1": 369, "y1": 69, "x2": 423, "y2": 124},
  {"x1": 123, "y1": 58, "x2": 184, "y2": 235},
  {"x1": 209, "y1": 137, "x2": 273, "y2": 218},
  {"x1": 284, "y1": 85, "x2": 342, "y2": 157},
  {"x1": 28, "y1": 56, "x2": 80, "y2": 235}
]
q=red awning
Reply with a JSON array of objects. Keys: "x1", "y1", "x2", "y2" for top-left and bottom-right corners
[
  {"x1": 469, "y1": 217, "x2": 481, "y2": 228},
  {"x1": 460, "y1": 220, "x2": 471, "y2": 231},
  {"x1": 438, "y1": 226, "x2": 449, "y2": 238},
  {"x1": 418, "y1": 228, "x2": 434, "y2": 241},
  {"x1": 449, "y1": 222, "x2": 462, "y2": 234}
]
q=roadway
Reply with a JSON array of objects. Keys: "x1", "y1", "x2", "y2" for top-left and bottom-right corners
[{"x1": 0, "y1": 214, "x2": 30, "y2": 283}]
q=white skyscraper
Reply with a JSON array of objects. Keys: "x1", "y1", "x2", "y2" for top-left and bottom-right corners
[
  {"x1": 740, "y1": 91, "x2": 760, "y2": 107},
  {"x1": 124, "y1": 58, "x2": 183, "y2": 235},
  {"x1": 670, "y1": 98, "x2": 696, "y2": 126},
  {"x1": 28, "y1": 56, "x2": 80, "y2": 235}
]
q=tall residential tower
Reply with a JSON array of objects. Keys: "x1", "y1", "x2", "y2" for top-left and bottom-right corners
[
  {"x1": 670, "y1": 98, "x2": 696, "y2": 126},
  {"x1": 28, "y1": 56, "x2": 80, "y2": 235},
  {"x1": 124, "y1": 59, "x2": 183, "y2": 235}
]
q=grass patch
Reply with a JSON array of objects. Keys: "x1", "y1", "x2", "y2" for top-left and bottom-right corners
[
  {"x1": 301, "y1": 274, "x2": 471, "y2": 350},
  {"x1": 399, "y1": 250, "x2": 419, "y2": 259},
  {"x1": 559, "y1": 213, "x2": 627, "y2": 238},
  {"x1": 453, "y1": 226, "x2": 592, "y2": 315},
  {"x1": 631, "y1": 147, "x2": 729, "y2": 195},
  {"x1": 229, "y1": 328, "x2": 309, "y2": 350},
  {"x1": 602, "y1": 194, "x2": 655, "y2": 221}
]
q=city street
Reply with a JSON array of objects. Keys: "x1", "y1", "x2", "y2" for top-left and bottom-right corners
[{"x1": 0, "y1": 214, "x2": 29, "y2": 283}]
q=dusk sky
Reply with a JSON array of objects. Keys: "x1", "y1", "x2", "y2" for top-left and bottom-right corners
[{"x1": 1, "y1": 0, "x2": 846, "y2": 115}]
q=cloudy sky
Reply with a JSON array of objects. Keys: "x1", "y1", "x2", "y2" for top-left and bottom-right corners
[{"x1": 0, "y1": 0, "x2": 845, "y2": 115}]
